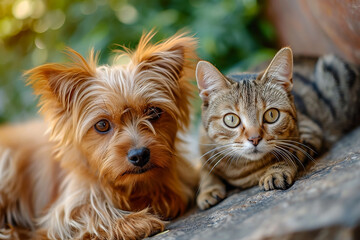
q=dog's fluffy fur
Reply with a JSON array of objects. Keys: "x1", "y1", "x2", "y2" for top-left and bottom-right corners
[{"x1": 0, "y1": 32, "x2": 198, "y2": 239}]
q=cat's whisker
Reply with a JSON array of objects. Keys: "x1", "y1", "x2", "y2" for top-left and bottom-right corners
[
  {"x1": 201, "y1": 146, "x2": 235, "y2": 169},
  {"x1": 205, "y1": 149, "x2": 230, "y2": 168},
  {"x1": 208, "y1": 149, "x2": 237, "y2": 175},
  {"x1": 229, "y1": 150, "x2": 244, "y2": 166},
  {"x1": 196, "y1": 149, "x2": 238, "y2": 194},
  {"x1": 271, "y1": 150, "x2": 285, "y2": 167},
  {"x1": 270, "y1": 150, "x2": 281, "y2": 162},
  {"x1": 278, "y1": 150, "x2": 296, "y2": 169},
  {"x1": 270, "y1": 139, "x2": 317, "y2": 165},
  {"x1": 274, "y1": 146, "x2": 298, "y2": 169},
  {"x1": 273, "y1": 148, "x2": 292, "y2": 169},
  {"x1": 274, "y1": 139, "x2": 317, "y2": 154},
  {"x1": 199, "y1": 143, "x2": 236, "y2": 161},
  {"x1": 274, "y1": 141, "x2": 316, "y2": 164},
  {"x1": 276, "y1": 145, "x2": 306, "y2": 170},
  {"x1": 279, "y1": 143, "x2": 316, "y2": 164},
  {"x1": 225, "y1": 152, "x2": 236, "y2": 172},
  {"x1": 199, "y1": 145, "x2": 228, "y2": 159},
  {"x1": 276, "y1": 136, "x2": 300, "y2": 140},
  {"x1": 199, "y1": 143, "x2": 221, "y2": 146}
]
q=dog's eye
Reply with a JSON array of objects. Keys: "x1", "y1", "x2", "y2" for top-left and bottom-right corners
[
  {"x1": 146, "y1": 107, "x2": 163, "y2": 121},
  {"x1": 94, "y1": 119, "x2": 111, "y2": 133}
]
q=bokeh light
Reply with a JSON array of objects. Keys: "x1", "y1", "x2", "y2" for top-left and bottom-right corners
[
  {"x1": 116, "y1": 4, "x2": 138, "y2": 24},
  {"x1": 12, "y1": 0, "x2": 33, "y2": 19}
]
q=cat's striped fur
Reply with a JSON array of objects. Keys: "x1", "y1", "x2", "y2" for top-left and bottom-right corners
[{"x1": 196, "y1": 48, "x2": 360, "y2": 210}]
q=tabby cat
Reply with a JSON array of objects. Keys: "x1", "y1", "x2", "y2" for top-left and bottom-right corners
[{"x1": 196, "y1": 47, "x2": 360, "y2": 210}]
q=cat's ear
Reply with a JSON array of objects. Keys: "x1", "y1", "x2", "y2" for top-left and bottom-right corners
[
  {"x1": 260, "y1": 47, "x2": 293, "y2": 92},
  {"x1": 196, "y1": 61, "x2": 230, "y2": 102}
]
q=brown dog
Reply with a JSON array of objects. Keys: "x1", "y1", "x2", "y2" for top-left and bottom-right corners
[{"x1": 0, "y1": 32, "x2": 198, "y2": 239}]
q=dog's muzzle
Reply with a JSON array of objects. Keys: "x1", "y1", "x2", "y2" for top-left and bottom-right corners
[{"x1": 127, "y1": 147, "x2": 150, "y2": 167}]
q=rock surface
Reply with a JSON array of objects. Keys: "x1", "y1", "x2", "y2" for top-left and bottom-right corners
[{"x1": 150, "y1": 127, "x2": 360, "y2": 240}]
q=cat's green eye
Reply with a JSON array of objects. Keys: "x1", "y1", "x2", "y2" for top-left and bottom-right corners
[
  {"x1": 264, "y1": 108, "x2": 280, "y2": 123},
  {"x1": 223, "y1": 113, "x2": 241, "y2": 128}
]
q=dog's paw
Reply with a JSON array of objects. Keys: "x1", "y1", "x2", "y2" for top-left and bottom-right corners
[
  {"x1": 197, "y1": 186, "x2": 226, "y2": 210},
  {"x1": 119, "y1": 210, "x2": 165, "y2": 240},
  {"x1": 259, "y1": 169, "x2": 294, "y2": 191}
]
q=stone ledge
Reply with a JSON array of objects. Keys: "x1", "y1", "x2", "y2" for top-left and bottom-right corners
[{"x1": 150, "y1": 127, "x2": 360, "y2": 240}]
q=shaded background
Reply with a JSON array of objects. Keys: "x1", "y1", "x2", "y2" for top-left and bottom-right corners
[{"x1": 0, "y1": 0, "x2": 276, "y2": 124}]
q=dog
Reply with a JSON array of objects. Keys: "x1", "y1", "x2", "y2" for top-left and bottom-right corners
[{"x1": 0, "y1": 32, "x2": 198, "y2": 239}]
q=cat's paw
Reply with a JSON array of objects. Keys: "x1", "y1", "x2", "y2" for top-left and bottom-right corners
[
  {"x1": 259, "y1": 169, "x2": 294, "y2": 191},
  {"x1": 197, "y1": 187, "x2": 226, "y2": 210}
]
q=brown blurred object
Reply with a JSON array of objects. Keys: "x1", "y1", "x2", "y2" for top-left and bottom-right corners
[{"x1": 266, "y1": 0, "x2": 360, "y2": 65}]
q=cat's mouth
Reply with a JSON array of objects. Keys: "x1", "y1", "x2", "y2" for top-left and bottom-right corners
[
  {"x1": 246, "y1": 148, "x2": 267, "y2": 160},
  {"x1": 252, "y1": 148, "x2": 260, "y2": 153}
]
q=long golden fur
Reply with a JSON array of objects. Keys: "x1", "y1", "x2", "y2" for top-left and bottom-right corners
[{"x1": 0, "y1": 32, "x2": 198, "y2": 239}]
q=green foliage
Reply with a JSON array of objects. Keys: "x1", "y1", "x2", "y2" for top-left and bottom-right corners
[{"x1": 0, "y1": 0, "x2": 276, "y2": 124}]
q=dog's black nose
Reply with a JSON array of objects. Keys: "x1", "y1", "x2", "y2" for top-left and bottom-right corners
[{"x1": 127, "y1": 147, "x2": 150, "y2": 167}]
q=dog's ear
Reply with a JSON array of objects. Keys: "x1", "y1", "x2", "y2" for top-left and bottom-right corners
[
  {"x1": 26, "y1": 48, "x2": 97, "y2": 112},
  {"x1": 25, "y1": 49, "x2": 98, "y2": 144},
  {"x1": 131, "y1": 32, "x2": 198, "y2": 131},
  {"x1": 132, "y1": 32, "x2": 197, "y2": 83}
]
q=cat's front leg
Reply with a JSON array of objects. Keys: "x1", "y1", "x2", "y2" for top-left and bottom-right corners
[
  {"x1": 259, "y1": 162, "x2": 297, "y2": 191},
  {"x1": 197, "y1": 168, "x2": 226, "y2": 210}
]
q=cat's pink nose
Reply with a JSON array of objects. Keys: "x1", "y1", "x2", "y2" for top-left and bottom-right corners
[
  {"x1": 248, "y1": 135, "x2": 262, "y2": 146},
  {"x1": 246, "y1": 127, "x2": 262, "y2": 146}
]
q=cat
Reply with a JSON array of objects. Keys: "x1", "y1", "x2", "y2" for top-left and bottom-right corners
[{"x1": 195, "y1": 47, "x2": 360, "y2": 210}]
